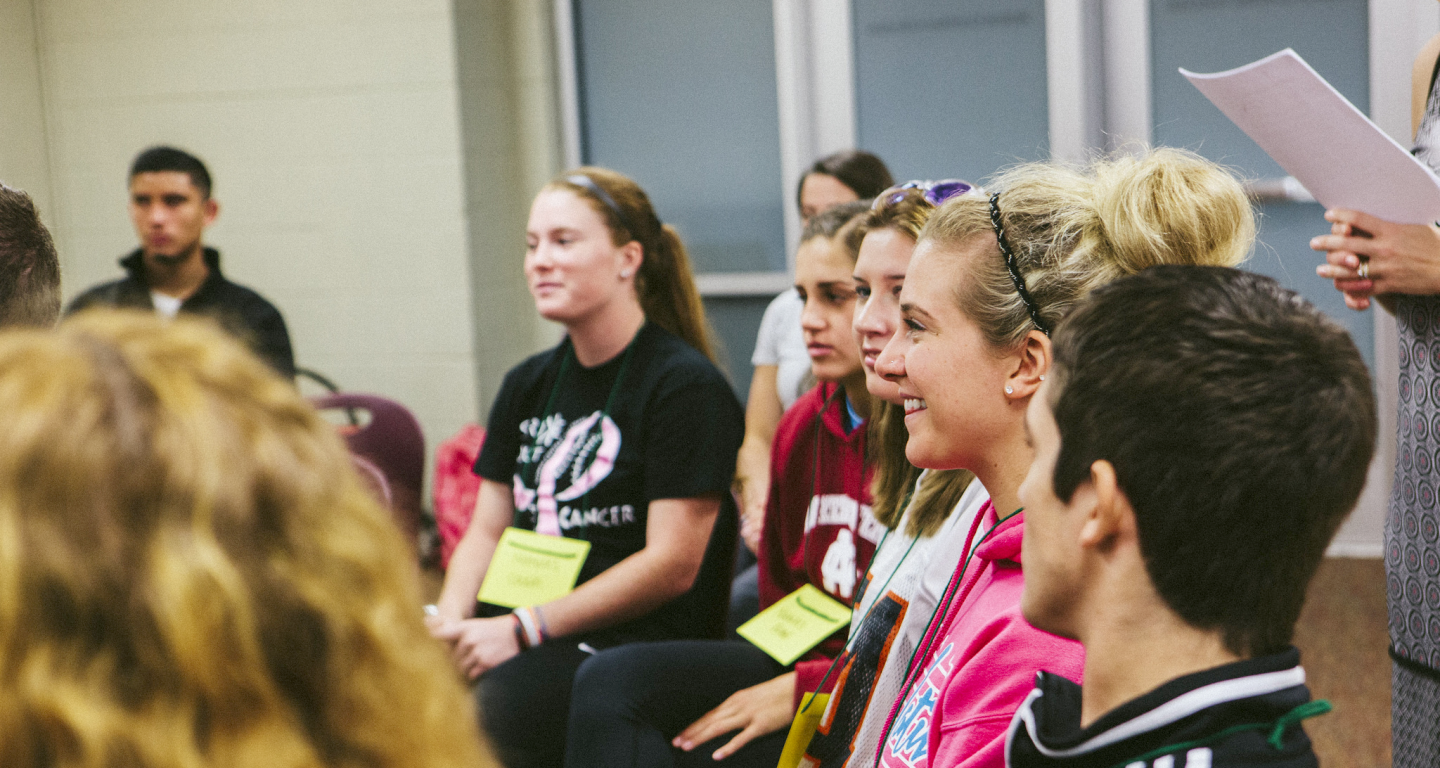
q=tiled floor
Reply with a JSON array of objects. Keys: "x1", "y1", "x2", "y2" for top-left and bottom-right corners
[{"x1": 1293, "y1": 557, "x2": 1390, "y2": 767}]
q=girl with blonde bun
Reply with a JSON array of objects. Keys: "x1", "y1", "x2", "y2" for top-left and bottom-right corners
[
  {"x1": 0, "y1": 310, "x2": 493, "y2": 768},
  {"x1": 871, "y1": 148, "x2": 1255, "y2": 768}
]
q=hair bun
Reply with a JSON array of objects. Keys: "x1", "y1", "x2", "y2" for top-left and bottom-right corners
[{"x1": 1090, "y1": 148, "x2": 1254, "y2": 277}]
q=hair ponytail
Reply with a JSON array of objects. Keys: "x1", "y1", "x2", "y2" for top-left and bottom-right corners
[
  {"x1": 638, "y1": 224, "x2": 714, "y2": 362},
  {"x1": 550, "y1": 167, "x2": 717, "y2": 363}
]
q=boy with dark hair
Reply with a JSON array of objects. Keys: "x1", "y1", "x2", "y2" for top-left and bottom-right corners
[
  {"x1": 0, "y1": 183, "x2": 61, "y2": 328},
  {"x1": 66, "y1": 146, "x2": 294, "y2": 378},
  {"x1": 1009, "y1": 266, "x2": 1376, "y2": 767},
  {"x1": 130, "y1": 145, "x2": 213, "y2": 199}
]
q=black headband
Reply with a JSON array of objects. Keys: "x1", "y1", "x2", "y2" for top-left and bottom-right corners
[
  {"x1": 566, "y1": 173, "x2": 651, "y2": 238},
  {"x1": 988, "y1": 192, "x2": 1050, "y2": 337}
]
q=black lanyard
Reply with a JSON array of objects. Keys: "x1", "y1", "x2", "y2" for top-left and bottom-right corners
[{"x1": 517, "y1": 332, "x2": 639, "y2": 538}]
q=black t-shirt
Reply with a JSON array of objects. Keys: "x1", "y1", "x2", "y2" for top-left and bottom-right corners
[{"x1": 475, "y1": 323, "x2": 744, "y2": 643}]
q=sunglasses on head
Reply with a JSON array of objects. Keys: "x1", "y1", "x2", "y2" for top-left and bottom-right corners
[{"x1": 872, "y1": 179, "x2": 976, "y2": 210}]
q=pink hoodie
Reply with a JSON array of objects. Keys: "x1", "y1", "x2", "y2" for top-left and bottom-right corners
[{"x1": 874, "y1": 505, "x2": 1084, "y2": 768}]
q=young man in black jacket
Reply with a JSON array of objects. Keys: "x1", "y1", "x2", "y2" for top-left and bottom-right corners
[
  {"x1": 67, "y1": 146, "x2": 294, "y2": 378},
  {"x1": 1009, "y1": 266, "x2": 1376, "y2": 767}
]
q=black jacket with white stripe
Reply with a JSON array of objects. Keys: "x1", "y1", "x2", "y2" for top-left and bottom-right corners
[{"x1": 1005, "y1": 647, "x2": 1323, "y2": 768}]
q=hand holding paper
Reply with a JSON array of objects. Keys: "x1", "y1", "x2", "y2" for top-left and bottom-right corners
[{"x1": 1311, "y1": 209, "x2": 1440, "y2": 309}]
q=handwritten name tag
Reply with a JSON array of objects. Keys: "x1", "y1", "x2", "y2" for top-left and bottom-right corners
[
  {"x1": 777, "y1": 692, "x2": 830, "y2": 768},
  {"x1": 477, "y1": 527, "x2": 591, "y2": 608},
  {"x1": 737, "y1": 584, "x2": 852, "y2": 666}
]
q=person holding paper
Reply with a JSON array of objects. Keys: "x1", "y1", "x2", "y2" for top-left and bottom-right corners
[
  {"x1": 799, "y1": 180, "x2": 989, "y2": 768},
  {"x1": 872, "y1": 149, "x2": 1255, "y2": 768},
  {"x1": 427, "y1": 168, "x2": 744, "y2": 768},
  {"x1": 564, "y1": 202, "x2": 875, "y2": 768},
  {"x1": 1310, "y1": 35, "x2": 1440, "y2": 766}
]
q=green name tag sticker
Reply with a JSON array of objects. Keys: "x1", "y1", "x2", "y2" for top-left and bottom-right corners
[
  {"x1": 477, "y1": 527, "x2": 591, "y2": 608},
  {"x1": 737, "y1": 584, "x2": 852, "y2": 666}
]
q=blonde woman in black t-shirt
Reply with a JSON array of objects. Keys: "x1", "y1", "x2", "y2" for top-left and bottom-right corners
[{"x1": 428, "y1": 168, "x2": 744, "y2": 768}]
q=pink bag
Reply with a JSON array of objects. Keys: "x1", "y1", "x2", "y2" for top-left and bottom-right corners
[{"x1": 433, "y1": 423, "x2": 486, "y2": 569}]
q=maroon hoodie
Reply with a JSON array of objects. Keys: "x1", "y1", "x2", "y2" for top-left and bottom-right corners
[{"x1": 757, "y1": 381, "x2": 882, "y2": 706}]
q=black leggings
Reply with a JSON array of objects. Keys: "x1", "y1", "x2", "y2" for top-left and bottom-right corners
[
  {"x1": 477, "y1": 640, "x2": 595, "y2": 768},
  {"x1": 565, "y1": 640, "x2": 788, "y2": 768}
]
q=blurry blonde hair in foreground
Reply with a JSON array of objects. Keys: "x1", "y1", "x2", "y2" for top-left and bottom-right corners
[{"x1": 0, "y1": 310, "x2": 492, "y2": 768}]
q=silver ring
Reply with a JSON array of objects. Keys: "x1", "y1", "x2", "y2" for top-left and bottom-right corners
[{"x1": 1357, "y1": 259, "x2": 1370, "y2": 279}]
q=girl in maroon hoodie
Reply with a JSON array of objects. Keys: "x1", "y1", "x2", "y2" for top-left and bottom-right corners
[{"x1": 565, "y1": 201, "x2": 877, "y2": 768}]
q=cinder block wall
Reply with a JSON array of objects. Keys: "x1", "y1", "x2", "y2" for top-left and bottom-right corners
[
  {"x1": 0, "y1": 0, "x2": 563, "y2": 468},
  {"x1": 0, "y1": 3, "x2": 53, "y2": 213}
]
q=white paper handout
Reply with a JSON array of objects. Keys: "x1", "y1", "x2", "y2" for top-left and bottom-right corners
[{"x1": 1181, "y1": 48, "x2": 1440, "y2": 225}]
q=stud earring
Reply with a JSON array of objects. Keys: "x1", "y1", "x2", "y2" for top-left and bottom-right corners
[
  {"x1": 1039, "y1": 375, "x2": 1045, "y2": 381},
  {"x1": 619, "y1": 269, "x2": 633, "y2": 278},
  {"x1": 1005, "y1": 386, "x2": 1014, "y2": 395}
]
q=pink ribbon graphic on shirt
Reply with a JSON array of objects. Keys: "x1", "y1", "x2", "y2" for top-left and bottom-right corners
[{"x1": 533, "y1": 411, "x2": 621, "y2": 535}]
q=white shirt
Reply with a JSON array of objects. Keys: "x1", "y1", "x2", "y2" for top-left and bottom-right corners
[
  {"x1": 750, "y1": 289, "x2": 809, "y2": 409},
  {"x1": 150, "y1": 291, "x2": 183, "y2": 319}
]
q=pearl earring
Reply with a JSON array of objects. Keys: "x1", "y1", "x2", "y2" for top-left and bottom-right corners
[
  {"x1": 1005, "y1": 386, "x2": 1014, "y2": 395},
  {"x1": 620, "y1": 269, "x2": 633, "y2": 278},
  {"x1": 1039, "y1": 375, "x2": 1045, "y2": 381}
]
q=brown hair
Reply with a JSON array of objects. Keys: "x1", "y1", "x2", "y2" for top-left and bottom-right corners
[
  {"x1": 855, "y1": 189, "x2": 975, "y2": 536},
  {"x1": 796, "y1": 150, "x2": 895, "y2": 209},
  {"x1": 0, "y1": 311, "x2": 492, "y2": 768},
  {"x1": 921, "y1": 148, "x2": 1256, "y2": 350},
  {"x1": 0, "y1": 183, "x2": 60, "y2": 328},
  {"x1": 550, "y1": 167, "x2": 716, "y2": 363},
  {"x1": 843, "y1": 188, "x2": 931, "y2": 255},
  {"x1": 803, "y1": 199, "x2": 871, "y2": 248},
  {"x1": 1049, "y1": 266, "x2": 1374, "y2": 656}
]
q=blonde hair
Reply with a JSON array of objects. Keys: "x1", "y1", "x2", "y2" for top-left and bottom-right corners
[
  {"x1": 921, "y1": 147, "x2": 1256, "y2": 350},
  {"x1": 854, "y1": 190, "x2": 975, "y2": 536},
  {"x1": 0, "y1": 311, "x2": 492, "y2": 768},
  {"x1": 843, "y1": 187, "x2": 932, "y2": 255},
  {"x1": 550, "y1": 167, "x2": 716, "y2": 363},
  {"x1": 868, "y1": 401, "x2": 975, "y2": 537}
]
